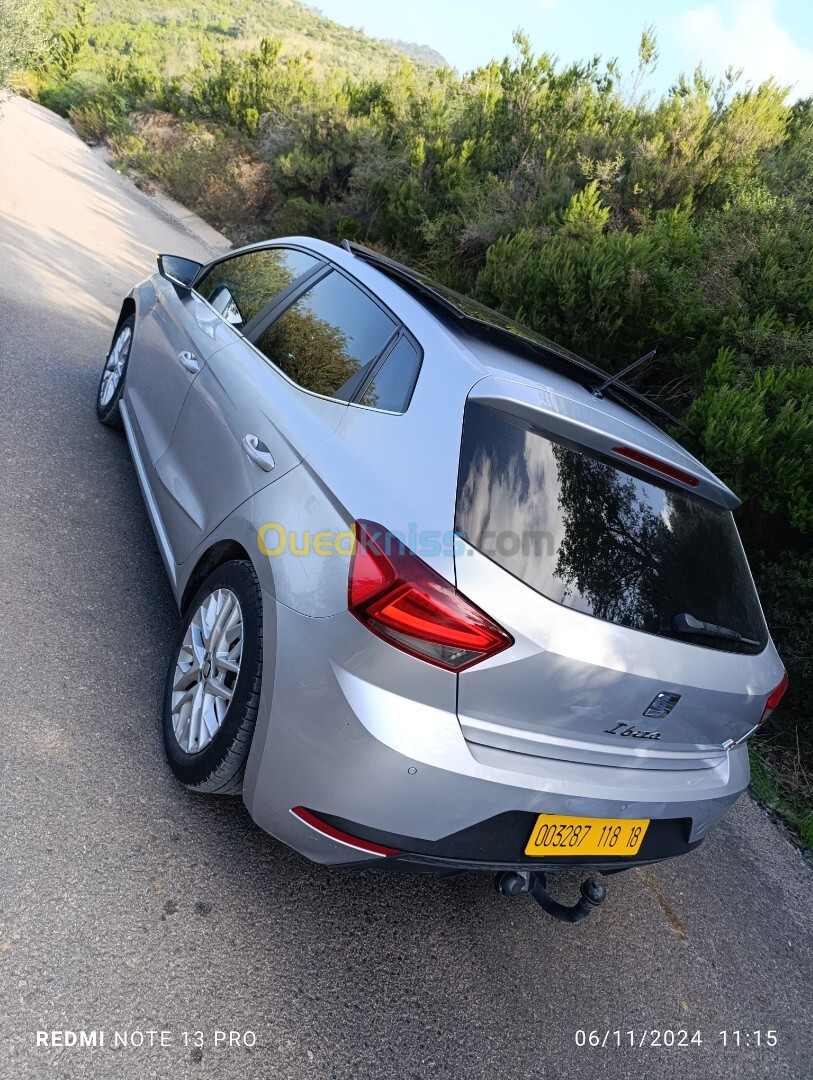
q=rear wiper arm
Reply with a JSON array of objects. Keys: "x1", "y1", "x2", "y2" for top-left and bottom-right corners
[
  {"x1": 672, "y1": 612, "x2": 761, "y2": 648},
  {"x1": 592, "y1": 348, "x2": 657, "y2": 398}
]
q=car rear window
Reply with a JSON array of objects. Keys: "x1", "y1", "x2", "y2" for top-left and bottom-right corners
[{"x1": 456, "y1": 402, "x2": 768, "y2": 653}]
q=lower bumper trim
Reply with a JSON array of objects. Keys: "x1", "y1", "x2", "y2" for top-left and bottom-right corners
[{"x1": 306, "y1": 808, "x2": 703, "y2": 872}]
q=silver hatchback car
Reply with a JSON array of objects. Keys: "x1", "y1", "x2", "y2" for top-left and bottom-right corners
[{"x1": 97, "y1": 236, "x2": 787, "y2": 918}]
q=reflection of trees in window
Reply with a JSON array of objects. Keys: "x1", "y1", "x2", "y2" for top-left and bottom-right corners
[
  {"x1": 457, "y1": 442, "x2": 531, "y2": 548},
  {"x1": 197, "y1": 250, "x2": 317, "y2": 326},
  {"x1": 644, "y1": 495, "x2": 763, "y2": 639},
  {"x1": 256, "y1": 304, "x2": 357, "y2": 397},
  {"x1": 456, "y1": 404, "x2": 765, "y2": 647},
  {"x1": 456, "y1": 413, "x2": 543, "y2": 555},
  {"x1": 491, "y1": 431, "x2": 533, "y2": 506},
  {"x1": 552, "y1": 444, "x2": 668, "y2": 629},
  {"x1": 360, "y1": 382, "x2": 380, "y2": 408},
  {"x1": 551, "y1": 445, "x2": 764, "y2": 641}
]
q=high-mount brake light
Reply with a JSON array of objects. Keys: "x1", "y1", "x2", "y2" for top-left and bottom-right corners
[
  {"x1": 759, "y1": 671, "x2": 788, "y2": 726},
  {"x1": 611, "y1": 446, "x2": 700, "y2": 488},
  {"x1": 348, "y1": 521, "x2": 513, "y2": 671}
]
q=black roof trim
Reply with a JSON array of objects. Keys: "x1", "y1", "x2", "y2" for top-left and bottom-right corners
[{"x1": 342, "y1": 240, "x2": 690, "y2": 433}]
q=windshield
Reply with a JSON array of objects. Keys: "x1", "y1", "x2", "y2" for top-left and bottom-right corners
[{"x1": 456, "y1": 403, "x2": 768, "y2": 654}]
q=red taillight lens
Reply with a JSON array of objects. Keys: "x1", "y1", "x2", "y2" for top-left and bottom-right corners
[
  {"x1": 759, "y1": 671, "x2": 788, "y2": 726},
  {"x1": 348, "y1": 521, "x2": 513, "y2": 671},
  {"x1": 611, "y1": 446, "x2": 699, "y2": 488},
  {"x1": 348, "y1": 529, "x2": 395, "y2": 605}
]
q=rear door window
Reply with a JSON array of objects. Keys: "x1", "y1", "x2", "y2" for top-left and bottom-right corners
[
  {"x1": 194, "y1": 247, "x2": 321, "y2": 331},
  {"x1": 254, "y1": 271, "x2": 396, "y2": 401},
  {"x1": 456, "y1": 402, "x2": 768, "y2": 653}
]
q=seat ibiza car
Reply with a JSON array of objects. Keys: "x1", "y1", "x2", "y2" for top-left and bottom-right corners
[{"x1": 96, "y1": 236, "x2": 786, "y2": 910}]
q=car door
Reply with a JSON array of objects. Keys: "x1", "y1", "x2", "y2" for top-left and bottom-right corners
[
  {"x1": 126, "y1": 245, "x2": 324, "y2": 468},
  {"x1": 154, "y1": 266, "x2": 399, "y2": 564},
  {"x1": 124, "y1": 275, "x2": 236, "y2": 466}
]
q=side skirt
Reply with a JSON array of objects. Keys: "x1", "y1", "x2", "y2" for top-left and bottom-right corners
[{"x1": 120, "y1": 399, "x2": 178, "y2": 590}]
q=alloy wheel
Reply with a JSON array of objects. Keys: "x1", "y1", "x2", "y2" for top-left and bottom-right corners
[
  {"x1": 170, "y1": 588, "x2": 244, "y2": 754},
  {"x1": 99, "y1": 324, "x2": 131, "y2": 407}
]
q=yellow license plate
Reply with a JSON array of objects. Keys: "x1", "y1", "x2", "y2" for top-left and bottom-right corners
[{"x1": 524, "y1": 814, "x2": 650, "y2": 857}]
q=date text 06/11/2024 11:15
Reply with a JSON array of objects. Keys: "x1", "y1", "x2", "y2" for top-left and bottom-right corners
[{"x1": 574, "y1": 1031, "x2": 778, "y2": 1048}]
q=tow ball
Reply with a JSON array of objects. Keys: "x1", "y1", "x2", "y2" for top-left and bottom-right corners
[{"x1": 494, "y1": 870, "x2": 607, "y2": 923}]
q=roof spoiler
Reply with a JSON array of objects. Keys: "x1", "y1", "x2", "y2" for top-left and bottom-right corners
[{"x1": 342, "y1": 240, "x2": 691, "y2": 435}]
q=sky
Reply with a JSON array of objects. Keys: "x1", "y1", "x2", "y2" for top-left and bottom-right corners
[{"x1": 309, "y1": 0, "x2": 813, "y2": 100}]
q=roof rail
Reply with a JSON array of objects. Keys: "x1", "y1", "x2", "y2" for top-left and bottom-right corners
[{"x1": 342, "y1": 240, "x2": 690, "y2": 433}]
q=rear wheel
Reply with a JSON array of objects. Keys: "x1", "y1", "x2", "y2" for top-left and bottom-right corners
[
  {"x1": 162, "y1": 560, "x2": 263, "y2": 793},
  {"x1": 96, "y1": 315, "x2": 134, "y2": 427}
]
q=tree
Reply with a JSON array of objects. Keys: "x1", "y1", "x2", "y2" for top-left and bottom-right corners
[
  {"x1": 0, "y1": 0, "x2": 45, "y2": 98},
  {"x1": 42, "y1": 0, "x2": 94, "y2": 82}
]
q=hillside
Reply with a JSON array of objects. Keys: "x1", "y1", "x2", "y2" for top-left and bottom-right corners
[
  {"x1": 58, "y1": 0, "x2": 447, "y2": 80},
  {"x1": 381, "y1": 38, "x2": 447, "y2": 69}
]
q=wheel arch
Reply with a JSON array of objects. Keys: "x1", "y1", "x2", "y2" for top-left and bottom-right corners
[
  {"x1": 107, "y1": 296, "x2": 137, "y2": 356},
  {"x1": 180, "y1": 540, "x2": 253, "y2": 616},
  {"x1": 113, "y1": 296, "x2": 136, "y2": 335}
]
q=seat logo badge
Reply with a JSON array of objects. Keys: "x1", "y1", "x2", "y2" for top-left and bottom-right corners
[{"x1": 642, "y1": 692, "x2": 681, "y2": 719}]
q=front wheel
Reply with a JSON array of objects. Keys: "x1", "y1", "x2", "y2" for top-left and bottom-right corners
[
  {"x1": 162, "y1": 560, "x2": 263, "y2": 793},
  {"x1": 96, "y1": 315, "x2": 134, "y2": 427}
]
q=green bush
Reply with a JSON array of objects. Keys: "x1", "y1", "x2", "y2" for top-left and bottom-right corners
[
  {"x1": 685, "y1": 356, "x2": 813, "y2": 533},
  {"x1": 749, "y1": 742, "x2": 813, "y2": 849},
  {"x1": 36, "y1": 72, "x2": 102, "y2": 116},
  {"x1": 0, "y1": 0, "x2": 46, "y2": 97},
  {"x1": 69, "y1": 96, "x2": 131, "y2": 142},
  {"x1": 756, "y1": 552, "x2": 813, "y2": 734}
]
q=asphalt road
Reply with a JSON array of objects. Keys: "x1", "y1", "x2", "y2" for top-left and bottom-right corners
[{"x1": 1, "y1": 96, "x2": 811, "y2": 1080}]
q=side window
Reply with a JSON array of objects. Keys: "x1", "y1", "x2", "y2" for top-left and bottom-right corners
[
  {"x1": 254, "y1": 271, "x2": 396, "y2": 400},
  {"x1": 360, "y1": 336, "x2": 421, "y2": 412},
  {"x1": 194, "y1": 248, "x2": 320, "y2": 330}
]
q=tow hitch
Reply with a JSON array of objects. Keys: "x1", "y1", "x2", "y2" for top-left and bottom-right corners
[{"x1": 494, "y1": 870, "x2": 607, "y2": 924}]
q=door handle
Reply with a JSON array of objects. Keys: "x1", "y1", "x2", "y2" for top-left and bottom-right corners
[
  {"x1": 242, "y1": 434, "x2": 275, "y2": 472},
  {"x1": 177, "y1": 350, "x2": 200, "y2": 374}
]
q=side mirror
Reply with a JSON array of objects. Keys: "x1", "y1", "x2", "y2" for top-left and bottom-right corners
[
  {"x1": 208, "y1": 283, "x2": 244, "y2": 327},
  {"x1": 157, "y1": 253, "x2": 203, "y2": 290}
]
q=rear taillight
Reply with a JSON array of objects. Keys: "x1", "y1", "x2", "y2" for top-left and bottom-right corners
[
  {"x1": 759, "y1": 671, "x2": 788, "y2": 726},
  {"x1": 348, "y1": 520, "x2": 513, "y2": 671}
]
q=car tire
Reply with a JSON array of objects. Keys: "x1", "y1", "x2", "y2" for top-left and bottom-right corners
[
  {"x1": 162, "y1": 560, "x2": 263, "y2": 793},
  {"x1": 96, "y1": 315, "x2": 134, "y2": 427}
]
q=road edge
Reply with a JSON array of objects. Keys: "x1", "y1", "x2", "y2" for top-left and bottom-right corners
[
  {"x1": 7, "y1": 94, "x2": 233, "y2": 256},
  {"x1": 90, "y1": 144, "x2": 233, "y2": 257},
  {"x1": 7, "y1": 94, "x2": 231, "y2": 254}
]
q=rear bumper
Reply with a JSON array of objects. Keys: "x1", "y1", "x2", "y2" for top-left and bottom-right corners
[
  {"x1": 242, "y1": 595, "x2": 750, "y2": 872},
  {"x1": 293, "y1": 807, "x2": 704, "y2": 874}
]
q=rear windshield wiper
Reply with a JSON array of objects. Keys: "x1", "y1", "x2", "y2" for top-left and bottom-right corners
[{"x1": 672, "y1": 612, "x2": 761, "y2": 648}]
